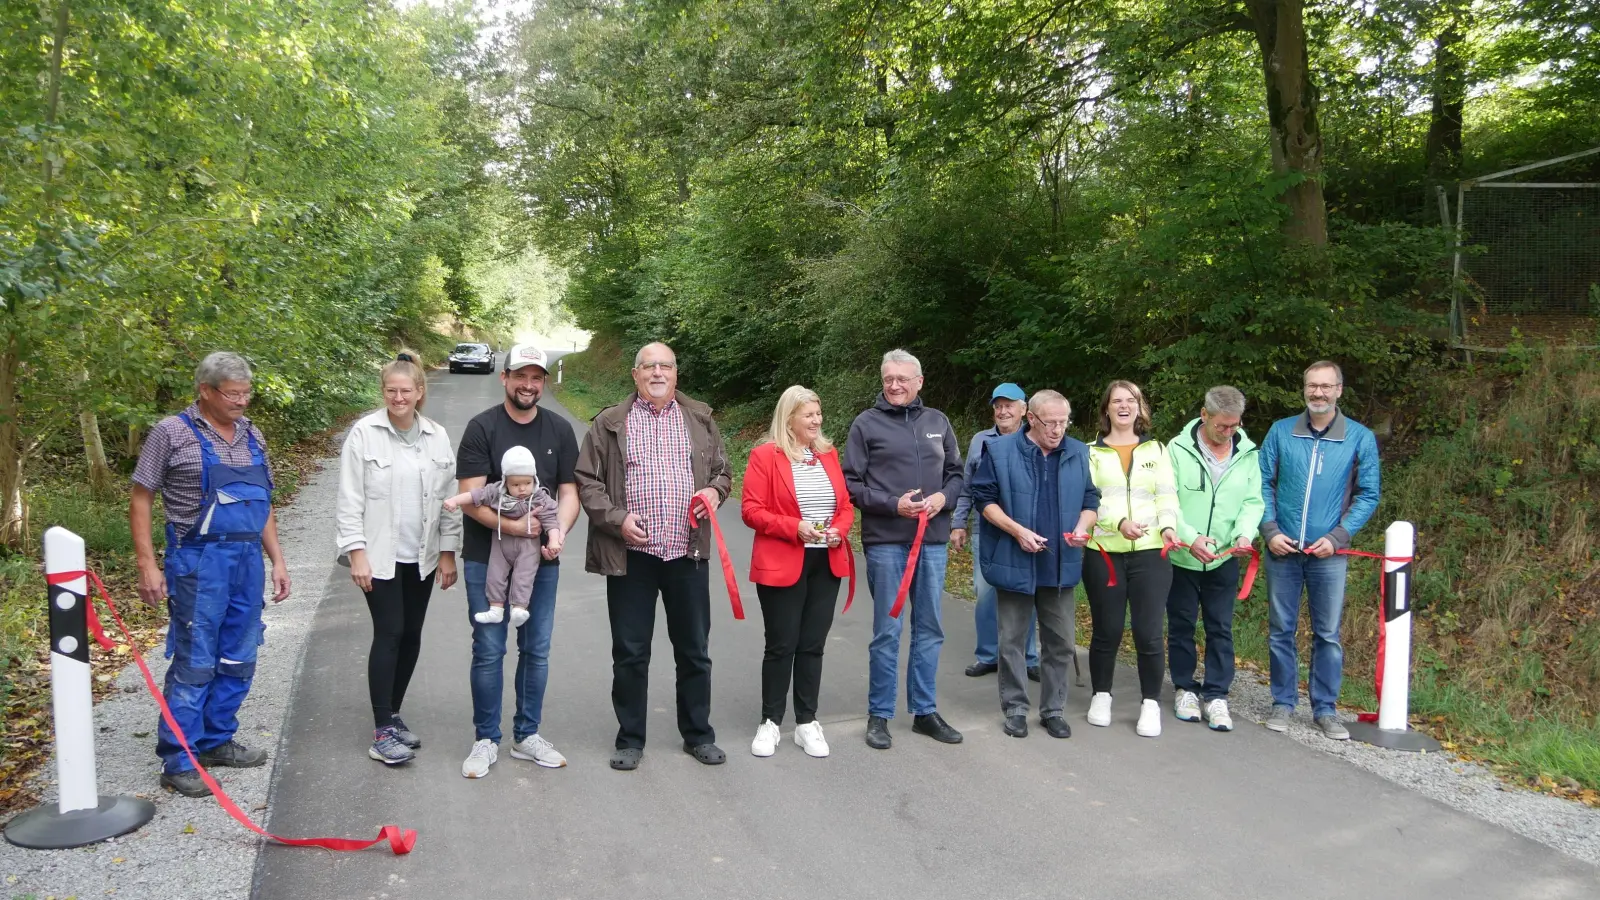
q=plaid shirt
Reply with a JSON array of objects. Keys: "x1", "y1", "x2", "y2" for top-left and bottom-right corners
[
  {"x1": 131, "y1": 404, "x2": 271, "y2": 531},
  {"x1": 624, "y1": 395, "x2": 694, "y2": 560}
]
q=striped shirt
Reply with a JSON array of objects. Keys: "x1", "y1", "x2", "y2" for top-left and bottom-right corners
[
  {"x1": 131, "y1": 404, "x2": 271, "y2": 531},
  {"x1": 791, "y1": 448, "x2": 835, "y2": 546},
  {"x1": 624, "y1": 396, "x2": 694, "y2": 560}
]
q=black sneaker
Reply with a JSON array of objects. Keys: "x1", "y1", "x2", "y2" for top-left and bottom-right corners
[
  {"x1": 865, "y1": 715, "x2": 892, "y2": 750},
  {"x1": 390, "y1": 715, "x2": 422, "y2": 749},
  {"x1": 1003, "y1": 715, "x2": 1028, "y2": 738},
  {"x1": 197, "y1": 740, "x2": 268, "y2": 768},
  {"x1": 964, "y1": 661, "x2": 997, "y2": 677},
  {"x1": 160, "y1": 769, "x2": 211, "y2": 798},
  {"x1": 912, "y1": 712, "x2": 964, "y2": 744}
]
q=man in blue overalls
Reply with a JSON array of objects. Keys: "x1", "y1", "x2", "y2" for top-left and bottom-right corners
[{"x1": 131, "y1": 352, "x2": 293, "y2": 797}]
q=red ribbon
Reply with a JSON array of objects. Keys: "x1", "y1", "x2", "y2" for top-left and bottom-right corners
[
  {"x1": 1326, "y1": 548, "x2": 1414, "y2": 723},
  {"x1": 842, "y1": 535, "x2": 856, "y2": 614},
  {"x1": 1158, "y1": 540, "x2": 1262, "y2": 601},
  {"x1": 44, "y1": 569, "x2": 417, "y2": 854},
  {"x1": 1079, "y1": 538, "x2": 1118, "y2": 587},
  {"x1": 689, "y1": 495, "x2": 744, "y2": 619},
  {"x1": 889, "y1": 511, "x2": 929, "y2": 619}
]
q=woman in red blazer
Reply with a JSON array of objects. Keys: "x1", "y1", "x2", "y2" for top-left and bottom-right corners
[{"x1": 741, "y1": 385, "x2": 855, "y2": 760}]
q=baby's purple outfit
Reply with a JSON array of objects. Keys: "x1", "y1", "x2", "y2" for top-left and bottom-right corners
[{"x1": 471, "y1": 482, "x2": 561, "y2": 610}]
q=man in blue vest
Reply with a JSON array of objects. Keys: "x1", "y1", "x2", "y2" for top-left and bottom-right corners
[
  {"x1": 131, "y1": 352, "x2": 292, "y2": 797},
  {"x1": 1259, "y1": 361, "x2": 1381, "y2": 740},
  {"x1": 969, "y1": 390, "x2": 1099, "y2": 739}
]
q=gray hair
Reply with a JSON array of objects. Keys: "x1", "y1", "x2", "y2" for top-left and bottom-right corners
[
  {"x1": 195, "y1": 352, "x2": 252, "y2": 393},
  {"x1": 1304, "y1": 360, "x2": 1343, "y2": 385},
  {"x1": 634, "y1": 342, "x2": 676, "y2": 368},
  {"x1": 1028, "y1": 389, "x2": 1070, "y2": 419},
  {"x1": 1203, "y1": 385, "x2": 1246, "y2": 417},
  {"x1": 880, "y1": 348, "x2": 922, "y2": 377}
]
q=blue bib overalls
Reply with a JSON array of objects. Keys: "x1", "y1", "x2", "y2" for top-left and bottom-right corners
[{"x1": 155, "y1": 414, "x2": 273, "y2": 774}]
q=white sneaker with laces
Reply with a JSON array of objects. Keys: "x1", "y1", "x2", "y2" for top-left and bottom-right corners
[
  {"x1": 751, "y1": 719, "x2": 780, "y2": 757},
  {"x1": 511, "y1": 733, "x2": 568, "y2": 768},
  {"x1": 1087, "y1": 692, "x2": 1113, "y2": 727},
  {"x1": 474, "y1": 606, "x2": 505, "y2": 625},
  {"x1": 509, "y1": 606, "x2": 531, "y2": 628},
  {"x1": 1204, "y1": 698, "x2": 1234, "y2": 732},
  {"x1": 461, "y1": 738, "x2": 498, "y2": 778},
  {"x1": 793, "y1": 721, "x2": 829, "y2": 758},
  {"x1": 1137, "y1": 699, "x2": 1162, "y2": 737},
  {"x1": 1173, "y1": 690, "x2": 1201, "y2": 722}
]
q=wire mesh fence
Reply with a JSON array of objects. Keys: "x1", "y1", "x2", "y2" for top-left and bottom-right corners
[{"x1": 1449, "y1": 148, "x2": 1600, "y2": 349}]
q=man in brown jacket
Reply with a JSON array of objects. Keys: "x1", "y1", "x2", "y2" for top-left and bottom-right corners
[{"x1": 576, "y1": 341, "x2": 733, "y2": 771}]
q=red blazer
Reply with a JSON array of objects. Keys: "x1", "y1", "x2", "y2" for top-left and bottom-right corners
[{"x1": 742, "y1": 442, "x2": 855, "y2": 587}]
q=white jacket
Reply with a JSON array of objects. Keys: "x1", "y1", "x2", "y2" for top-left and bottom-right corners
[{"x1": 336, "y1": 410, "x2": 462, "y2": 580}]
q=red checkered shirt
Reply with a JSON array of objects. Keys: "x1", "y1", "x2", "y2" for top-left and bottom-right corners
[{"x1": 624, "y1": 395, "x2": 694, "y2": 560}]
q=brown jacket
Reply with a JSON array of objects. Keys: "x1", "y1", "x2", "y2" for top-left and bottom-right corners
[{"x1": 576, "y1": 390, "x2": 732, "y2": 576}]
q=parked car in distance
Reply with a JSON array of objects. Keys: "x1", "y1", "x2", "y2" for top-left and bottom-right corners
[{"x1": 448, "y1": 342, "x2": 495, "y2": 374}]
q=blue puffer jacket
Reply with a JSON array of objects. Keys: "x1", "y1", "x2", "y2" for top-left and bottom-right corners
[
  {"x1": 970, "y1": 429, "x2": 1100, "y2": 594},
  {"x1": 1259, "y1": 410, "x2": 1381, "y2": 550}
]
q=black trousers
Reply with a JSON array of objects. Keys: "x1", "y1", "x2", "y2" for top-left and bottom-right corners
[
  {"x1": 755, "y1": 547, "x2": 840, "y2": 725},
  {"x1": 1167, "y1": 559, "x2": 1239, "y2": 701},
  {"x1": 1084, "y1": 548, "x2": 1172, "y2": 700},
  {"x1": 607, "y1": 551, "x2": 714, "y2": 750},
  {"x1": 363, "y1": 562, "x2": 435, "y2": 729}
]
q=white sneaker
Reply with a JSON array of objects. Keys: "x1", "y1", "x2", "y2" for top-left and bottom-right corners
[
  {"x1": 1204, "y1": 698, "x2": 1234, "y2": 732},
  {"x1": 1086, "y1": 692, "x2": 1113, "y2": 727},
  {"x1": 508, "y1": 606, "x2": 530, "y2": 628},
  {"x1": 751, "y1": 719, "x2": 780, "y2": 757},
  {"x1": 510, "y1": 733, "x2": 567, "y2": 768},
  {"x1": 1136, "y1": 699, "x2": 1162, "y2": 737},
  {"x1": 793, "y1": 721, "x2": 829, "y2": 758},
  {"x1": 461, "y1": 738, "x2": 498, "y2": 778},
  {"x1": 1174, "y1": 690, "x2": 1201, "y2": 722},
  {"x1": 473, "y1": 606, "x2": 505, "y2": 625}
]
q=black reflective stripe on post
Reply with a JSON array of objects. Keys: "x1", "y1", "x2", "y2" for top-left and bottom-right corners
[
  {"x1": 49, "y1": 584, "x2": 90, "y2": 664},
  {"x1": 1382, "y1": 562, "x2": 1413, "y2": 623}
]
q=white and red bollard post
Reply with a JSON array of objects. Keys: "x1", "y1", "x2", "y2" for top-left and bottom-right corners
[
  {"x1": 1346, "y1": 521, "x2": 1442, "y2": 752},
  {"x1": 557, "y1": 357, "x2": 564, "y2": 384},
  {"x1": 4, "y1": 527, "x2": 154, "y2": 849}
]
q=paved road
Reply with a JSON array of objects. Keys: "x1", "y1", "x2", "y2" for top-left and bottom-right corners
[{"x1": 252, "y1": 367, "x2": 1599, "y2": 900}]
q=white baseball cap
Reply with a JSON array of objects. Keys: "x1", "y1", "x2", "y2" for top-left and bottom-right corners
[{"x1": 504, "y1": 343, "x2": 549, "y2": 373}]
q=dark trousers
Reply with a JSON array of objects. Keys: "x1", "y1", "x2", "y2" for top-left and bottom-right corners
[
  {"x1": 607, "y1": 551, "x2": 714, "y2": 749},
  {"x1": 1167, "y1": 559, "x2": 1239, "y2": 701},
  {"x1": 1084, "y1": 548, "x2": 1172, "y2": 700},
  {"x1": 363, "y1": 562, "x2": 435, "y2": 729},
  {"x1": 755, "y1": 547, "x2": 840, "y2": 725}
]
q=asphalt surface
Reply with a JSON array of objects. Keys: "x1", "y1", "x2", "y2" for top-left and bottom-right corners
[{"x1": 251, "y1": 364, "x2": 1600, "y2": 900}]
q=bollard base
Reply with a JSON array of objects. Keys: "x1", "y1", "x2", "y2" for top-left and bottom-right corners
[
  {"x1": 1346, "y1": 721, "x2": 1443, "y2": 753},
  {"x1": 4, "y1": 794, "x2": 155, "y2": 850}
]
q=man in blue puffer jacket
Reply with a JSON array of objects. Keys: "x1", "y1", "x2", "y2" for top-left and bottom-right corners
[
  {"x1": 969, "y1": 390, "x2": 1100, "y2": 740},
  {"x1": 1258, "y1": 361, "x2": 1381, "y2": 740}
]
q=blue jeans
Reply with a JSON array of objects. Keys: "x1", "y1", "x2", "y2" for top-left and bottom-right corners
[
  {"x1": 1266, "y1": 552, "x2": 1349, "y2": 717},
  {"x1": 865, "y1": 542, "x2": 948, "y2": 719},
  {"x1": 971, "y1": 533, "x2": 1037, "y2": 667},
  {"x1": 465, "y1": 558, "x2": 559, "y2": 744}
]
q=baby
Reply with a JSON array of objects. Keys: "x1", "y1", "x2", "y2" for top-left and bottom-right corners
[{"x1": 443, "y1": 446, "x2": 562, "y2": 627}]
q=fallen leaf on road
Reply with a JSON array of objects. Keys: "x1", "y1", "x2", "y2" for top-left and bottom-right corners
[{"x1": 181, "y1": 823, "x2": 196, "y2": 834}]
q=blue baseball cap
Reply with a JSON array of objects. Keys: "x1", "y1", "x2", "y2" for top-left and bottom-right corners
[{"x1": 990, "y1": 382, "x2": 1026, "y2": 402}]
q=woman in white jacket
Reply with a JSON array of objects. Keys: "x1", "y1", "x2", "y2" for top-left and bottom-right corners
[{"x1": 336, "y1": 352, "x2": 462, "y2": 765}]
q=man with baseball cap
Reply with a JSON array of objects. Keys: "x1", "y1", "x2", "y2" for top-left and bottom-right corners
[
  {"x1": 952, "y1": 383, "x2": 1039, "y2": 681},
  {"x1": 454, "y1": 342, "x2": 581, "y2": 779}
]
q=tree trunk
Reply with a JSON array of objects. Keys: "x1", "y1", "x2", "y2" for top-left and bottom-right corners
[
  {"x1": 81, "y1": 408, "x2": 115, "y2": 499},
  {"x1": 0, "y1": 336, "x2": 26, "y2": 548},
  {"x1": 1247, "y1": 0, "x2": 1327, "y2": 246},
  {"x1": 1424, "y1": 10, "x2": 1467, "y2": 185}
]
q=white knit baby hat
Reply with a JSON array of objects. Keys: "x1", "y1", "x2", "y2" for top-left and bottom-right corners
[{"x1": 500, "y1": 445, "x2": 539, "y2": 481}]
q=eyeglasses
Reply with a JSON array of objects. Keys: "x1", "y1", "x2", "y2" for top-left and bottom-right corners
[
  {"x1": 210, "y1": 387, "x2": 252, "y2": 404},
  {"x1": 1304, "y1": 383, "x2": 1341, "y2": 393},
  {"x1": 636, "y1": 362, "x2": 676, "y2": 372},
  {"x1": 882, "y1": 376, "x2": 919, "y2": 386},
  {"x1": 1030, "y1": 417, "x2": 1069, "y2": 430}
]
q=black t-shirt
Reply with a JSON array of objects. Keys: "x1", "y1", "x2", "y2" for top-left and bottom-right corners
[{"x1": 456, "y1": 404, "x2": 580, "y2": 564}]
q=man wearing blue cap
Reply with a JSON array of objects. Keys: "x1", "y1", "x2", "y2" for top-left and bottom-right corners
[{"x1": 952, "y1": 383, "x2": 1039, "y2": 681}]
